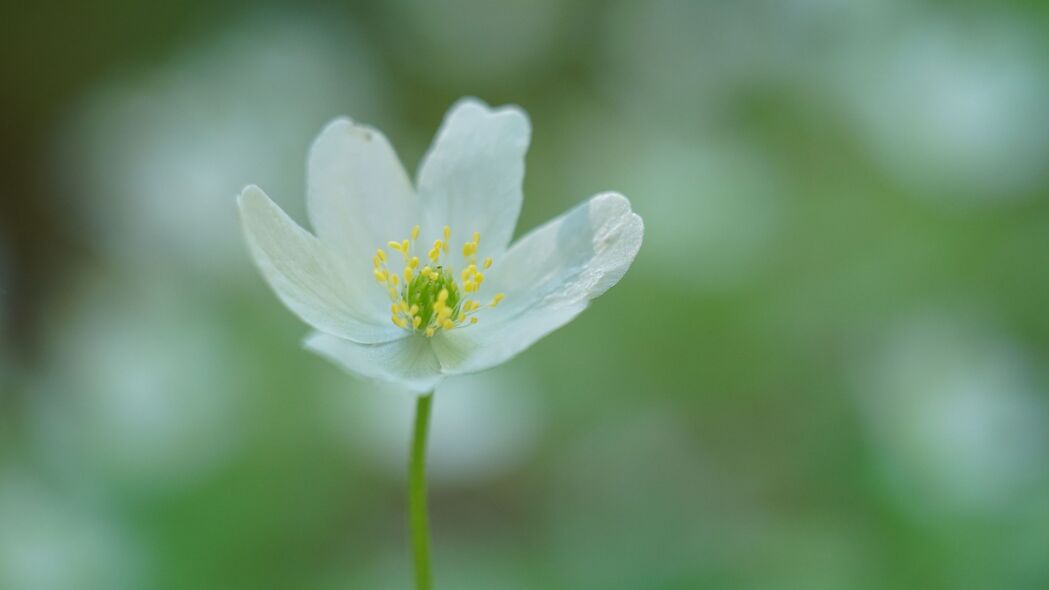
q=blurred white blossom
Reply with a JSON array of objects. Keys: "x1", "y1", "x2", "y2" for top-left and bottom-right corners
[
  {"x1": 826, "y1": 14, "x2": 1049, "y2": 200},
  {"x1": 0, "y1": 472, "x2": 139, "y2": 590},
  {"x1": 631, "y1": 140, "x2": 783, "y2": 290},
  {"x1": 26, "y1": 276, "x2": 247, "y2": 493},
  {"x1": 332, "y1": 368, "x2": 543, "y2": 487},
  {"x1": 855, "y1": 312, "x2": 1049, "y2": 516},
  {"x1": 58, "y1": 13, "x2": 388, "y2": 275},
  {"x1": 556, "y1": 101, "x2": 782, "y2": 291}
]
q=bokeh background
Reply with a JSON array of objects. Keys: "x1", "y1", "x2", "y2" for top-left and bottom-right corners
[{"x1": 3, "y1": 1, "x2": 1049, "y2": 588}]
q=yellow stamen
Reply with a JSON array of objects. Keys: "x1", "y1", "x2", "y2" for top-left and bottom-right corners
[{"x1": 375, "y1": 226, "x2": 504, "y2": 335}]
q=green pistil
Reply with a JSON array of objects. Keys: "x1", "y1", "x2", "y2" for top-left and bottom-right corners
[{"x1": 404, "y1": 267, "x2": 461, "y2": 329}]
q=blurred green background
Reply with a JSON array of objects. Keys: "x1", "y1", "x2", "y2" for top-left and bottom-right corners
[{"x1": 3, "y1": 1, "x2": 1049, "y2": 589}]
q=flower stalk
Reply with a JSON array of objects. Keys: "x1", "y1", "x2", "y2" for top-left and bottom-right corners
[{"x1": 409, "y1": 391, "x2": 434, "y2": 590}]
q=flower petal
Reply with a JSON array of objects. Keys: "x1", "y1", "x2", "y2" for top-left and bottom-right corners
[
  {"x1": 307, "y1": 117, "x2": 419, "y2": 264},
  {"x1": 416, "y1": 98, "x2": 530, "y2": 259},
  {"x1": 432, "y1": 192, "x2": 643, "y2": 374},
  {"x1": 238, "y1": 185, "x2": 403, "y2": 344},
  {"x1": 304, "y1": 331, "x2": 443, "y2": 393}
]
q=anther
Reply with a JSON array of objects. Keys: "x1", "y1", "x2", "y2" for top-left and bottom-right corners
[{"x1": 376, "y1": 226, "x2": 501, "y2": 335}]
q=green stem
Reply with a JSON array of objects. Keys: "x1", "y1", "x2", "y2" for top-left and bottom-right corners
[{"x1": 409, "y1": 391, "x2": 434, "y2": 590}]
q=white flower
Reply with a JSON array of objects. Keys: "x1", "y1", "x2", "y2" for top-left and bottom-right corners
[{"x1": 237, "y1": 98, "x2": 643, "y2": 392}]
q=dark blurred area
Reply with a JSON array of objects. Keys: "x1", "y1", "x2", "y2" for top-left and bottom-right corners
[{"x1": 2, "y1": 1, "x2": 1049, "y2": 589}]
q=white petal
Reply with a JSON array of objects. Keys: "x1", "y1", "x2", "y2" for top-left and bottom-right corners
[
  {"x1": 237, "y1": 185, "x2": 403, "y2": 344},
  {"x1": 432, "y1": 192, "x2": 643, "y2": 374},
  {"x1": 307, "y1": 117, "x2": 419, "y2": 264},
  {"x1": 416, "y1": 98, "x2": 530, "y2": 259},
  {"x1": 304, "y1": 331, "x2": 444, "y2": 393}
]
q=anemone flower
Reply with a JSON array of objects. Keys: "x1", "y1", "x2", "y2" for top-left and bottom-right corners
[{"x1": 237, "y1": 98, "x2": 642, "y2": 589}]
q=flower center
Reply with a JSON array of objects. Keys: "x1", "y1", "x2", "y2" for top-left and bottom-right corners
[{"x1": 372, "y1": 225, "x2": 504, "y2": 337}]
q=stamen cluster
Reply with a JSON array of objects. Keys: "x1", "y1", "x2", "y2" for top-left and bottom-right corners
[{"x1": 372, "y1": 225, "x2": 504, "y2": 337}]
